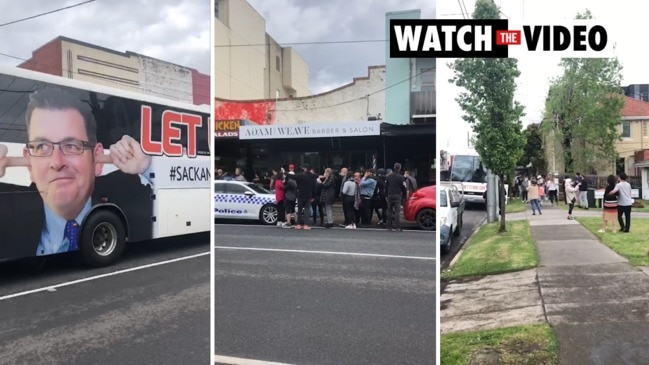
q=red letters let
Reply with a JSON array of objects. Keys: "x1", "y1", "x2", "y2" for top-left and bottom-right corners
[{"x1": 141, "y1": 105, "x2": 203, "y2": 157}]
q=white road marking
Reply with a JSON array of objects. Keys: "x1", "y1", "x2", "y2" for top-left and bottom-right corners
[
  {"x1": 0, "y1": 251, "x2": 210, "y2": 301},
  {"x1": 215, "y1": 246, "x2": 435, "y2": 260},
  {"x1": 214, "y1": 223, "x2": 434, "y2": 233},
  {"x1": 214, "y1": 355, "x2": 294, "y2": 365}
]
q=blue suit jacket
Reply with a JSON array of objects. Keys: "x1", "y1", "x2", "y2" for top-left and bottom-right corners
[{"x1": 0, "y1": 171, "x2": 153, "y2": 260}]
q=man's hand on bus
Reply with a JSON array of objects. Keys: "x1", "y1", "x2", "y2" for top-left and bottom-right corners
[{"x1": 109, "y1": 135, "x2": 152, "y2": 175}]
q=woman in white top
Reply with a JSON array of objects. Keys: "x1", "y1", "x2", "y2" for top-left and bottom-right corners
[
  {"x1": 546, "y1": 175, "x2": 558, "y2": 206},
  {"x1": 564, "y1": 177, "x2": 580, "y2": 220},
  {"x1": 341, "y1": 173, "x2": 358, "y2": 229}
]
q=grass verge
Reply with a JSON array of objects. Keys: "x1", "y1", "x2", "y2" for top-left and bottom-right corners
[
  {"x1": 577, "y1": 217, "x2": 649, "y2": 266},
  {"x1": 505, "y1": 199, "x2": 526, "y2": 213},
  {"x1": 442, "y1": 220, "x2": 538, "y2": 279},
  {"x1": 441, "y1": 324, "x2": 559, "y2": 365}
]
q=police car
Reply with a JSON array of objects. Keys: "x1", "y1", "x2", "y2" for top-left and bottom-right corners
[{"x1": 214, "y1": 180, "x2": 278, "y2": 225}]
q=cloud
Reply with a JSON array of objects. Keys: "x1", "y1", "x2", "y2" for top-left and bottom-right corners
[
  {"x1": 0, "y1": 0, "x2": 210, "y2": 74},
  {"x1": 247, "y1": 0, "x2": 435, "y2": 93}
]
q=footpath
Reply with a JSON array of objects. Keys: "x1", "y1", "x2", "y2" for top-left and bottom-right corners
[{"x1": 441, "y1": 204, "x2": 649, "y2": 364}]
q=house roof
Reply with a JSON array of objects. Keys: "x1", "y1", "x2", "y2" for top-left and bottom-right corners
[{"x1": 622, "y1": 96, "x2": 649, "y2": 117}]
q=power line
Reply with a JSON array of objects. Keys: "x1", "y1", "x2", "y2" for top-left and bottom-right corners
[
  {"x1": 0, "y1": 0, "x2": 96, "y2": 27},
  {"x1": 215, "y1": 39, "x2": 387, "y2": 48}
]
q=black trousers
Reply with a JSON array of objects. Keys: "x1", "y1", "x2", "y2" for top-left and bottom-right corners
[
  {"x1": 277, "y1": 199, "x2": 285, "y2": 222},
  {"x1": 361, "y1": 196, "x2": 373, "y2": 225},
  {"x1": 618, "y1": 205, "x2": 632, "y2": 232},
  {"x1": 386, "y1": 194, "x2": 402, "y2": 229},
  {"x1": 297, "y1": 198, "x2": 310, "y2": 225},
  {"x1": 311, "y1": 200, "x2": 324, "y2": 223},
  {"x1": 342, "y1": 196, "x2": 356, "y2": 225},
  {"x1": 371, "y1": 198, "x2": 386, "y2": 223}
]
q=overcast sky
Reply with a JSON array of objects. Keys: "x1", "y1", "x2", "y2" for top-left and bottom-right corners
[
  {"x1": 0, "y1": 0, "x2": 210, "y2": 74},
  {"x1": 438, "y1": 0, "x2": 647, "y2": 154},
  {"x1": 247, "y1": 0, "x2": 436, "y2": 94}
]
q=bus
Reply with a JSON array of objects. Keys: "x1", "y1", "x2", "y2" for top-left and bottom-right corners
[
  {"x1": 440, "y1": 153, "x2": 508, "y2": 205},
  {"x1": 0, "y1": 67, "x2": 211, "y2": 266}
]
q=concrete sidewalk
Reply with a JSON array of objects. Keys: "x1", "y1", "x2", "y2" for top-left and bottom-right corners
[{"x1": 441, "y1": 204, "x2": 649, "y2": 364}]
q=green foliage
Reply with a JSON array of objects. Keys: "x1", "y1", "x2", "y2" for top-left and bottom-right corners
[
  {"x1": 442, "y1": 220, "x2": 538, "y2": 279},
  {"x1": 541, "y1": 9, "x2": 624, "y2": 175},
  {"x1": 441, "y1": 325, "x2": 559, "y2": 365},
  {"x1": 520, "y1": 123, "x2": 547, "y2": 176},
  {"x1": 448, "y1": 0, "x2": 526, "y2": 231}
]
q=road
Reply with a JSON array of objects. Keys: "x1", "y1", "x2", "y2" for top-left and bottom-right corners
[
  {"x1": 0, "y1": 233, "x2": 210, "y2": 365},
  {"x1": 214, "y1": 224, "x2": 436, "y2": 365},
  {"x1": 439, "y1": 205, "x2": 486, "y2": 270}
]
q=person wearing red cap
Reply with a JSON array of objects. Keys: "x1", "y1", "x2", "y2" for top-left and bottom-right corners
[{"x1": 288, "y1": 164, "x2": 295, "y2": 174}]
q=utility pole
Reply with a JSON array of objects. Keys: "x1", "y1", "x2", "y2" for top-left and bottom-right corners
[{"x1": 487, "y1": 171, "x2": 497, "y2": 222}]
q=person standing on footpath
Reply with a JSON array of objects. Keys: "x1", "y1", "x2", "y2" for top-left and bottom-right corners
[
  {"x1": 274, "y1": 170, "x2": 286, "y2": 227},
  {"x1": 564, "y1": 176, "x2": 580, "y2": 220},
  {"x1": 359, "y1": 169, "x2": 377, "y2": 227},
  {"x1": 294, "y1": 164, "x2": 317, "y2": 230},
  {"x1": 385, "y1": 162, "x2": 407, "y2": 232},
  {"x1": 521, "y1": 176, "x2": 529, "y2": 203},
  {"x1": 337, "y1": 167, "x2": 348, "y2": 198},
  {"x1": 546, "y1": 175, "x2": 558, "y2": 206},
  {"x1": 608, "y1": 172, "x2": 633, "y2": 232},
  {"x1": 319, "y1": 168, "x2": 336, "y2": 228},
  {"x1": 576, "y1": 172, "x2": 589, "y2": 209},
  {"x1": 341, "y1": 171, "x2": 357, "y2": 229},
  {"x1": 371, "y1": 169, "x2": 387, "y2": 227},
  {"x1": 527, "y1": 178, "x2": 542, "y2": 215},
  {"x1": 282, "y1": 173, "x2": 297, "y2": 228},
  {"x1": 599, "y1": 174, "x2": 618, "y2": 233}
]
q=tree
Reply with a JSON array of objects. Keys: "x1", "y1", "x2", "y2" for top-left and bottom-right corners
[
  {"x1": 449, "y1": 0, "x2": 525, "y2": 233},
  {"x1": 541, "y1": 10, "x2": 624, "y2": 175},
  {"x1": 520, "y1": 123, "x2": 547, "y2": 177}
]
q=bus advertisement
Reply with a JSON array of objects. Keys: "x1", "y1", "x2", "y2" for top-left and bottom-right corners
[{"x1": 0, "y1": 67, "x2": 211, "y2": 266}]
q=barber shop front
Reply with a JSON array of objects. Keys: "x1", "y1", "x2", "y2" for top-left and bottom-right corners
[{"x1": 213, "y1": 121, "x2": 435, "y2": 188}]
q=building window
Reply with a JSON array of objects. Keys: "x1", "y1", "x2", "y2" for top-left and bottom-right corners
[
  {"x1": 421, "y1": 68, "x2": 435, "y2": 92},
  {"x1": 622, "y1": 121, "x2": 631, "y2": 138},
  {"x1": 214, "y1": 0, "x2": 220, "y2": 19},
  {"x1": 275, "y1": 89, "x2": 280, "y2": 99},
  {"x1": 643, "y1": 121, "x2": 648, "y2": 138},
  {"x1": 276, "y1": 55, "x2": 280, "y2": 72}
]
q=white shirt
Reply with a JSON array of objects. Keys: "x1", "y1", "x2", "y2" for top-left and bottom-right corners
[
  {"x1": 37, "y1": 199, "x2": 92, "y2": 256},
  {"x1": 614, "y1": 181, "x2": 633, "y2": 206}
]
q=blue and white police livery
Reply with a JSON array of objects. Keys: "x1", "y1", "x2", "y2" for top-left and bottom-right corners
[{"x1": 214, "y1": 181, "x2": 278, "y2": 224}]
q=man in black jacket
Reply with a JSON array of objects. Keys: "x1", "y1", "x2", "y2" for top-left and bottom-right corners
[
  {"x1": 576, "y1": 172, "x2": 589, "y2": 209},
  {"x1": 371, "y1": 168, "x2": 387, "y2": 226},
  {"x1": 294, "y1": 163, "x2": 317, "y2": 230},
  {"x1": 385, "y1": 162, "x2": 407, "y2": 232}
]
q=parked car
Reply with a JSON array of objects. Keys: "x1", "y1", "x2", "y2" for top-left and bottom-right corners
[
  {"x1": 214, "y1": 180, "x2": 278, "y2": 225},
  {"x1": 404, "y1": 185, "x2": 436, "y2": 231},
  {"x1": 439, "y1": 184, "x2": 465, "y2": 254}
]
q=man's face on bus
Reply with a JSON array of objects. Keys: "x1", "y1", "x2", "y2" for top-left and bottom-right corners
[{"x1": 24, "y1": 108, "x2": 103, "y2": 220}]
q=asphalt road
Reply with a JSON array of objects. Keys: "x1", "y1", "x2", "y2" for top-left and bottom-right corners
[
  {"x1": 0, "y1": 233, "x2": 210, "y2": 365},
  {"x1": 214, "y1": 224, "x2": 436, "y2": 365},
  {"x1": 439, "y1": 205, "x2": 486, "y2": 270}
]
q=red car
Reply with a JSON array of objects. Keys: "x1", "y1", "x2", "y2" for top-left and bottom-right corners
[{"x1": 404, "y1": 185, "x2": 436, "y2": 231}]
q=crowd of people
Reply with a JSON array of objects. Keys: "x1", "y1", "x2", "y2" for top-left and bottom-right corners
[
  {"x1": 215, "y1": 162, "x2": 416, "y2": 232},
  {"x1": 513, "y1": 172, "x2": 634, "y2": 233}
]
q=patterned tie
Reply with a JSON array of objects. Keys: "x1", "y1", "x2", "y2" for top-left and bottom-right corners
[{"x1": 65, "y1": 220, "x2": 80, "y2": 251}]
